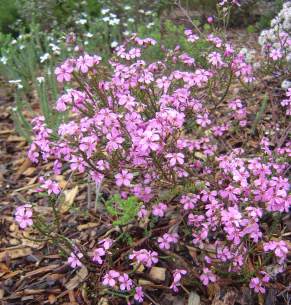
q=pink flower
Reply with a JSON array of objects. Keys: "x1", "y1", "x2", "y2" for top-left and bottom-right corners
[
  {"x1": 152, "y1": 202, "x2": 168, "y2": 217},
  {"x1": 180, "y1": 194, "x2": 199, "y2": 210},
  {"x1": 138, "y1": 205, "x2": 148, "y2": 218},
  {"x1": 263, "y1": 241, "x2": 288, "y2": 263},
  {"x1": 219, "y1": 0, "x2": 240, "y2": 6},
  {"x1": 166, "y1": 153, "x2": 185, "y2": 167},
  {"x1": 200, "y1": 268, "x2": 216, "y2": 286},
  {"x1": 207, "y1": 16, "x2": 214, "y2": 24},
  {"x1": 249, "y1": 277, "x2": 265, "y2": 294},
  {"x1": 98, "y1": 238, "x2": 113, "y2": 250},
  {"x1": 269, "y1": 49, "x2": 283, "y2": 61},
  {"x1": 208, "y1": 52, "x2": 224, "y2": 67},
  {"x1": 76, "y1": 54, "x2": 94, "y2": 73},
  {"x1": 55, "y1": 63, "x2": 73, "y2": 83},
  {"x1": 228, "y1": 99, "x2": 243, "y2": 110},
  {"x1": 118, "y1": 273, "x2": 133, "y2": 291},
  {"x1": 196, "y1": 113, "x2": 211, "y2": 127},
  {"x1": 170, "y1": 269, "x2": 187, "y2": 292},
  {"x1": 115, "y1": 169, "x2": 134, "y2": 187},
  {"x1": 67, "y1": 252, "x2": 83, "y2": 268},
  {"x1": 129, "y1": 249, "x2": 158, "y2": 268},
  {"x1": 41, "y1": 179, "x2": 60, "y2": 195},
  {"x1": 92, "y1": 247, "x2": 105, "y2": 264},
  {"x1": 15, "y1": 205, "x2": 33, "y2": 229},
  {"x1": 134, "y1": 286, "x2": 144, "y2": 302},
  {"x1": 158, "y1": 233, "x2": 179, "y2": 250},
  {"x1": 139, "y1": 130, "x2": 160, "y2": 152},
  {"x1": 102, "y1": 270, "x2": 120, "y2": 287}
]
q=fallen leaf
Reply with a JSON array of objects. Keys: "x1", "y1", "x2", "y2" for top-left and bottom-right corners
[
  {"x1": 60, "y1": 186, "x2": 79, "y2": 213},
  {"x1": 65, "y1": 266, "x2": 88, "y2": 290}
]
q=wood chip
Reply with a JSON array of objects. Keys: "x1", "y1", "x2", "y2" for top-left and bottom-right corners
[
  {"x1": 22, "y1": 264, "x2": 60, "y2": 279},
  {"x1": 188, "y1": 292, "x2": 200, "y2": 305},
  {"x1": 0, "y1": 288, "x2": 4, "y2": 300},
  {"x1": 0, "y1": 247, "x2": 32, "y2": 261},
  {"x1": 149, "y1": 266, "x2": 166, "y2": 282},
  {"x1": 48, "y1": 294, "x2": 57, "y2": 304},
  {"x1": 138, "y1": 279, "x2": 155, "y2": 286},
  {"x1": 15, "y1": 158, "x2": 32, "y2": 179},
  {"x1": 65, "y1": 266, "x2": 88, "y2": 290},
  {"x1": 77, "y1": 222, "x2": 99, "y2": 231}
]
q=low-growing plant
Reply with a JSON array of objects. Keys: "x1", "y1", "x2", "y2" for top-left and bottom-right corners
[
  {"x1": 105, "y1": 194, "x2": 140, "y2": 226},
  {"x1": 12, "y1": 1, "x2": 291, "y2": 304}
]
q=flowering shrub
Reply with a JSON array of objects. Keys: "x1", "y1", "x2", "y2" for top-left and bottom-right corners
[{"x1": 15, "y1": 12, "x2": 290, "y2": 303}]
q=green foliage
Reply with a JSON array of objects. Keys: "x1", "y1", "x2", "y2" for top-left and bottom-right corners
[
  {"x1": 11, "y1": 71, "x2": 66, "y2": 142},
  {"x1": 246, "y1": 25, "x2": 256, "y2": 34},
  {"x1": 0, "y1": 0, "x2": 19, "y2": 34},
  {"x1": 255, "y1": 0, "x2": 284, "y2": 30},
  {"x1": 137, "y1": 19, "x2": 210, "y2": 67},
  {"x1": 105, "y1": 194, "x2": 140, "y2": 226}
]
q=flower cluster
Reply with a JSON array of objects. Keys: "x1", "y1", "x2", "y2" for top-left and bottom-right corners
[
  {"x1": 24, "y1": 28, "x2": 290, "y2": 302},
  {"x1": 102, "y1": 270, "x2": 144, "y2": 303},
  {"x1": 258, "y1": 2, "x2": 291, "y2": 64}
]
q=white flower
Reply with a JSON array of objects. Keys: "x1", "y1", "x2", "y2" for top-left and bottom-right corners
[
  {"x1": 49, "y1": 43, "x2": 61, "y2": 55},
  {"x1": 11, "y1": 40, "x2": 17, "y2": 45},
  {"x1": 9, "y1": 79, "x2": 23, "y2": 89},
  {"x1": 109, "y1": 18, "x2": 120, "y2": 26},
  {"x1": 37, "y1": 77, "x2": 45, "y2": 83},
  {"x1": 40, "y1": 53, "x2": 50, "y2": 63},
  {"x1": 101, "y1": 8, "x2": 110, "y2": 15},
  {"x1": 281, "y1": 80, "x2": 291, "y2": 90},
  {"x1": 76, "y1": 19, "x2": 87, "y2": 25},
  {"x1": 85, "y1": 32, "x2": 93, "y2": 38},
  {"x1": 0, "y1": 56, "x2": 8, "y2": 64},
  {"x1": 146, "y1": 22, "x2": 155, "y2": 29},
  {"x1": 128, "y1": 18, "x2": 135, "y2": 23},
  {"x1": 124, "y1": 5, "x2": 131, "y2": 10},
  {"x1": 102, "y1": 16, "x2": 110, "y2": 22},
  {"x1": 111, "y1": 41, "x2": 118, "y2": 48}
]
